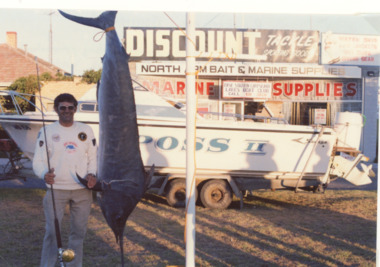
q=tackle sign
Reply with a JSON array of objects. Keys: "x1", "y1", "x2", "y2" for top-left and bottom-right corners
[{"x1": 124, "y1": 28, "x2": 319, "y2": 63}]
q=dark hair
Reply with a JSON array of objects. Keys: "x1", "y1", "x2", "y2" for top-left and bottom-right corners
[{"x1": 54, "y1": 93, "x2": 78, "y2": 108}]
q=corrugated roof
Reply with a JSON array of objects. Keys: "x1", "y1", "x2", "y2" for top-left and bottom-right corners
[{"x1": 0, "y1": 43, "x2": 67, "y2": 83}]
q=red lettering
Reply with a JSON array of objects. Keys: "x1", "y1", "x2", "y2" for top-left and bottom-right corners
[
  {"x1": 334, "y1": 83, "x2": 343, "y2": 97},
  {"x1": 177, "y1": 81, "x2": 185, "y2": 95},
  {"x1": 304, "y1": 83, "x2": 313, "y2": 96},
  {"x1": 325, "y1": 83, "x2": 330, "y2": 97},
  {"x1": 316, "y1": 84, "x2": 323, "y2": 96},
  {"x1": 206, "y1": 82, "x2": 215, "y2": 96},
  {"x1": 163, "y1": 81, "x2": 174, "y2": 95},
  {"x1": 295, "y1": 83, "x2": 303, "y2": 96},
  {"x1": 196, "y1": 82, "x2": 204, "y2": 95},
  {"x1": 284, "y1": 83, "x2": 293, "y2": 96},
  {"x1": 273, "y1": 83, "x2": 282, "y2": 96},
  {"x1": 346, "y1": 82, "x2": 357, "y2": 97},
  {"x1": 142, "y1": 81, "x2": 160, "y2": 94}
]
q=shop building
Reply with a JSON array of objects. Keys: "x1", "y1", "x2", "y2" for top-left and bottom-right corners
[{"x1": 126, "y1": 27, "x2": 379, "y2": 162}]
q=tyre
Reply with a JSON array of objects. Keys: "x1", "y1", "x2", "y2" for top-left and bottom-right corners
[
  {"x1": 165, "y1": 179, "x2": 197, "y2": 208},
  {"x1": 200, "y1": 180, "x2": 232, "y2": 209}
]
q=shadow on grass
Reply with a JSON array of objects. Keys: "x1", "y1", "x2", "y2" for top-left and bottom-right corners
[
  {"x1": 241, "y1": 195, "x2": 376, "y2": 262},
  {"x1": 0, "y1": 189, "x2": 376, "y2": 266},
  {"x1": 133, "y1": 192, "x2": 376, "y2": 266}
]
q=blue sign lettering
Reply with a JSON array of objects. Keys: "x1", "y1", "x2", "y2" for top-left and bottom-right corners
[
  {"x1": 243, "y1": 140, "x2": 267, "y2": 154},
  {"x1": 139, "y1": 135, "x2": 236, "y2": 153},
  {"x1": 207, "y1": 138, "x2": 230, "y2": 152},
  {"x1": 156, "y1": 136, "x2": 179, "y2": 150},
  {"x1": 139, "y1": 135, "x2": 153, "y2": 144},
  {"x1": 182, "y1": 137, "x2": 205, "y2": 151}
]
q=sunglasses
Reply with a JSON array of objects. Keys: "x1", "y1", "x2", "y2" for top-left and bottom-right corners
[{"x1": 59, "y1": 105, "x2": 75, "y2": 111}]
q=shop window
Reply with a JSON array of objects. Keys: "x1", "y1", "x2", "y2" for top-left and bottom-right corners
[
  {"x1": 244, "y1": 102, "x2": 264, "y2": 114},
  {"x1": 291, "y1": 102, "x2": 331, "y2": 126},
  {"x1": 244, "y1": 102, "x2": 264, "y2": 122},
  {"x1": 222, "y1": 102, "x2": 242, "y2": 121}
]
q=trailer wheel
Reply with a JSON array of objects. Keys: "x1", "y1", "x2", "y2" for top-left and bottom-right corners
[
  {"x1": 166, "y1": 179, "x2": 197, "y2": 208},
  {"x1": 200, "y1": 180, "x2": 232, "y2": 209}
]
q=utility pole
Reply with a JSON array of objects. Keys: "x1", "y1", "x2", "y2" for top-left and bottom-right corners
[
  {"x1": 48, "y1": 11, "x2": 55, "y2": 64},
  {"x1": 185, "y1": 12, "x2": 196, "y2": 267}
]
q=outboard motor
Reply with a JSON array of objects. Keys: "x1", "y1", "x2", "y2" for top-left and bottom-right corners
[{"x1": 334, "y1": 112, "x2": 363, "y2": 150}]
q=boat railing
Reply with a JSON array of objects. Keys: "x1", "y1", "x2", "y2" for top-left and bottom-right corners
[
  {"x1": 0, "y1": 90, "x2": 51, "y2": 116},
  {"x1": 198, "y1": 111, "x2": 289, "y2": 124}
]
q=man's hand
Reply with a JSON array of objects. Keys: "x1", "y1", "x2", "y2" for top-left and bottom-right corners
[
  {"x1": 86, "y1": 173, "x2": 97, "y2": 189},
  {"x1": 44, "y1": 168, "x2": 55, "y2": 185}
]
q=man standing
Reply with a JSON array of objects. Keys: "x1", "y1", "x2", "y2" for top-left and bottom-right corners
[{"x1": 33, "y1": 93, "x2": 97, "y2": 267}]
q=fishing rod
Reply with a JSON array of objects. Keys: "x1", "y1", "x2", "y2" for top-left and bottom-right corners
[{"x1": 35, "y1": 57, "x2": 74, "y2": 266}]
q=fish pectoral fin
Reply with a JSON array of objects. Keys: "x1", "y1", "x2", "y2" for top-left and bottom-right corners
[
  {"x1": 76, "y1": 173, "x2": 103, "y2": 192},
  {"x1": 108, "y1": 180, "x2": 140, "y2": 192}
]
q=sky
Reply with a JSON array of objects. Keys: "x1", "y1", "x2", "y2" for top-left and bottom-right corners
[{"x1": 1, "y1": 0, "x2": 380, "y2": 75}]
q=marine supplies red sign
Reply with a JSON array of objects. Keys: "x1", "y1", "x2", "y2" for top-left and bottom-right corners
[
  {"x1": 223, "y1": 81, "x2": 272, "y2": 99},
  {"x1": 271, "y1": 79, "x2": 362, "y2": 101},
  {"x1": 125, "y1": 28, "x2": 319, "y2": 63}
]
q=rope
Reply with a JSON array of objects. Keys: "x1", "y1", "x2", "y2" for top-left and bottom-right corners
[
  {"x1": 93, "y1": 26, "x2": 115, "y2": 42},
  {"x1": 164, "y1": 12, "x2": 196, "y2": 48}
]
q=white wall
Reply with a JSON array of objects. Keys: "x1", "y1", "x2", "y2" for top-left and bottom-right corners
[{"x1": 362, "y1": 67, "x2": 379, "y2": 162}]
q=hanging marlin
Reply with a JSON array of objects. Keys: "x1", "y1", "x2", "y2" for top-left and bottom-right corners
[{"x1": 58, "y1": 10, "x2": 153, "y2": 266}]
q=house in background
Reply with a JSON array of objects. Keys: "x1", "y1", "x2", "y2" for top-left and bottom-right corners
[
  {"x1": 0, "y1": 32, "x2": 66, "y2": 89},
  {"x1": 0, "y1": 31, "x2": 95, "y2": 109}
]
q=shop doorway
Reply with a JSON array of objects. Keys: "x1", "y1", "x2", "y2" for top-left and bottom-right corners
[{"x1": 291, "y1": 102, "x2": 331, "y2": 126}]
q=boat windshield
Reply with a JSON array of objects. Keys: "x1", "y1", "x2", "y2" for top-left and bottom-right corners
[{"x1": 77, "y1": 90, "x2": 187, "y2": 119}]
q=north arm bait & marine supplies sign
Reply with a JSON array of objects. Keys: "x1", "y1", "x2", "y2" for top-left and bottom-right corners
[{"x1": 135, "y1": 61, "x2": 361, "y2": 78}]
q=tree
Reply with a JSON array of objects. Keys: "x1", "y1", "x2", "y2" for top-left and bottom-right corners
[
  {"x1": 81, "y1": 69, "x2": 102, "y2": 84},
  {"x1": 55, "y1": 71, "x2": 74, "y2": 81},
  {"x1": 8, "y1": 75, "x2": 39, "y2": 94},
  {"x1": 4, "y1": 75, "x2": 39, "y2": 112},
  {"x1": 41, "y1": 72, "x2": 53, "y2": 81},
  {"x1": 4, "y1": 71, "x2": 76, "y2": 112}
]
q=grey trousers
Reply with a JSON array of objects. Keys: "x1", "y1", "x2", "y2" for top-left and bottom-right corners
[{"x1": 40, "y1": 189, "x2": 92, "y2": 267}]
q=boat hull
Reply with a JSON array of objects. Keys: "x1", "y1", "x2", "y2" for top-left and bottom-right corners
[{"x1": 0, "y1": 113, "x2": 336, "y2": 182}]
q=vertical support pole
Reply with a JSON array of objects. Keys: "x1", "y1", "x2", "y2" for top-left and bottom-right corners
[
  {"x1": 377, "y1": 117, "x2": 380, "y2": 267},
  {"x1": 185, "y1": 12, "x2": 196, "y2": 267}
]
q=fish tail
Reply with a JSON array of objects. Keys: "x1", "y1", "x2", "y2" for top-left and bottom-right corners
[
  {"x1": 119, "y1": 235, "x2": 125, "y2": 267},
  {"x1": 58, "y1": 10, "x2": 117, "y2": 31}
]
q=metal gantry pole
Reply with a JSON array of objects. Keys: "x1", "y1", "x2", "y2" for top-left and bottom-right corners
[{"x1": 185, "y1": 12, "x2": 196, "y2": 267}]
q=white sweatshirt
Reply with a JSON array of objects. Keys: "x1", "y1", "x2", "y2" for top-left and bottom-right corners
[{"x1": 33, "y1": 121, "x2": 97, "y2": 190}]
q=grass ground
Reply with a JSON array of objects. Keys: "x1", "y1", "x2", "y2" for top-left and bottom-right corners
[{"x1": 0, "y1": 188, "x2": 376, "y2": 266}]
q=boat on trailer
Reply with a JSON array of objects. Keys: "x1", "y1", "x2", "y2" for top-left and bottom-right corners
[{"x1": 0, "y1": 84, "x2": 374, "y2": 209}]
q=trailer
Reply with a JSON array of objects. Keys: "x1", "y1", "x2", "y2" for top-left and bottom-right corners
[{"x1": 0, "y1": 87, "x2": 374, "y2": 209}]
